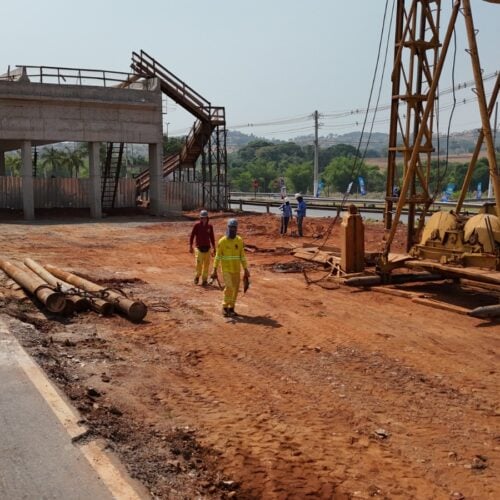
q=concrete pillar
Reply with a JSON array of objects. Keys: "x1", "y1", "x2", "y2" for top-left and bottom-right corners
[
  {"x1": 88, "y1": 142, "x2": 102, "y2": 219},
  {"x1": 0, "y1": 151, "x2": 5, "y2": 176},
  {"x1": 149, "y1": 142, "x2": 164, "y2": 215},
  {"x1": 21, "y1": 141, "x2": 34, "y2": 220},
  {"x1": 340, "y1": 204, "x2": 365, "y2": 274}
]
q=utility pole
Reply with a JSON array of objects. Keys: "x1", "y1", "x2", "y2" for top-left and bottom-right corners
[
  {"x1": 487, "y1": 101, "x2": 498, "y2": 199},
  {"x1": 313, "y1": 110, "x2": 319, "y2": 197}
]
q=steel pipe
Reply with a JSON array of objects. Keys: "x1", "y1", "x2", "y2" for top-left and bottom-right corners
[
  {"x1": 468, "y1": 304, "x2": 500, "y2": 319},
  {"x1": 24, "y1": 258, "x2": 90, "y2": 312},
  {"x1": 345, "y1": 273, "x2": 444, "y2": 287},
  {"x1": 45, "y1": 264, "x2": 147, "y2": 322},
  {"x1": 0, "y1": 259, "x2": 67, "y2": 313}
]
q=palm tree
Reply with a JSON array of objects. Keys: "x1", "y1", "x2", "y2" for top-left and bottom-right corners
[
  {"x1": 41, "y1": 147, "x2": 63, "y2": 178},
  {"x1": 65, "y1": 147, "x2": 85, "y2": 178},
  {"x1": 5, "y1": 154, "x2": 22, "y2": 176}
]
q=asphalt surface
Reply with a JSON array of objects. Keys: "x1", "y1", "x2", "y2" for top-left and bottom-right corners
[{"x1": 0, "y1": 323, "x2": 115, "y2": 500}]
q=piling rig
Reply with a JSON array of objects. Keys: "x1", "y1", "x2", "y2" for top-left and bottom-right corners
[{"x1": 379, "y1": 0, "x2": 500, "y2": 275}]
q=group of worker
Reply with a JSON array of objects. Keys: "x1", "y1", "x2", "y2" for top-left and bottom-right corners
[
  {"x1": 279, "y1": 193, "x2": 307, "y2": 237},
  {"x1": 189, "y1": 211, "x2": 250, "y2": 317},
  {"x1": 189, "y1": 193, "x2": 306, "y2": 317}
]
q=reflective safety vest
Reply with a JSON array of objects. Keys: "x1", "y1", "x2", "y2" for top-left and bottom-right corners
[{"x1": 214, "y1": 235, "x2": 248, "y2": 273}]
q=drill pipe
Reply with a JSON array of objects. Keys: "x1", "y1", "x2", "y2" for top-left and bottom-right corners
[
  {"x1": 344, "y1": 273, "x2": 443, "y2": 287},
  {"x1": 0, "y1": 259, "x2": 67, "y2": 313},
  {"x1": 45, "y1": 264, "x2": 147, "y2": 322},
  {"x1": 24, "y1": 258, "x2": 90, "y2": 312},
  {"x1": 468, "y1": 304, "x2": 500, "y2": 319}
]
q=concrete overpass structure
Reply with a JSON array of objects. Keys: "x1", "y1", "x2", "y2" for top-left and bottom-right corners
[{"x1": 0, "y1": 66, "x2": 165, "y2": 219}]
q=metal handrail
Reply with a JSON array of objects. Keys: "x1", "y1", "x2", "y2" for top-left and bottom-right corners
[{"x1": 12, "y1": 65, "x2": 139, "y2": 87}]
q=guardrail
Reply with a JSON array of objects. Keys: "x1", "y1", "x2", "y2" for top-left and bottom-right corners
[{"x1": 229, "y1": 192, "x2": 490, "y2": 212}]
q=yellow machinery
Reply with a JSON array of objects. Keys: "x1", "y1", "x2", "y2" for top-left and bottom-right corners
[{"x1": 411, "y1": 211, "x2": 500, "y2": 270}]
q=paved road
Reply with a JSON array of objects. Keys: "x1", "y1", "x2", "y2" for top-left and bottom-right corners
[{"x1": 0, "y1": 321, "x2": 116, "y2": 500}]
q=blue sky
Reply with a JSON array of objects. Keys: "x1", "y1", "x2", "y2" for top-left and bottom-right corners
[{"x1": 1, "y1": 1, "x2": 498, "y2": 141}]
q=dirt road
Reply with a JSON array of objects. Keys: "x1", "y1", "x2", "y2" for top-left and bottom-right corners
[{"x1": 1, "y1": 212, "x2": 499, "y2": 499}]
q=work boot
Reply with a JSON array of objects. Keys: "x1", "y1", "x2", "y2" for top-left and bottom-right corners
[
  {"x1": 201, "y1": 279, "x2": 208, "y2": 286},
  {"x1": 228, "y1": 307, "x2": 235, "y2": 316},
  {"x1": 223, "y1": 307, "x2": 230, "y2": 317},
  {"x1": 194, "y1": 276, "x2": 199, "y2": 285}
]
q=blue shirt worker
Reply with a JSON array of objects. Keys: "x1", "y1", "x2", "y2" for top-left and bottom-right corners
[
  {"x1": 279, "y1": 197, "x2": 293, "y2": 235},
  {"x1": 211, "y1": 218, "x2": 250, "y2": 317},
  {"x1": 294, "y1": 193, "x2": 307, "y2": 237}
]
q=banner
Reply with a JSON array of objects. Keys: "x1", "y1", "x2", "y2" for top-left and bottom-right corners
[
  {"x1": 346, "y1": 181, "x2": 353, "y2": 195},
  {"x1": 358, "y1": 176, "x2": 367, "y2": 196},
  {"x1": 476, "y1": 182, "x2": 482, "y2": 200},
  {"x1": 316, "y1": 179, "x2": 324, "y2": 198}
]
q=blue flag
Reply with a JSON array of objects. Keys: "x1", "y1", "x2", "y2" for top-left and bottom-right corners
[
  {"x1": 358, "y1": 176, "x2": 367, "y2": 196},
  {"x1": 476, "y1": 182, "x2": 482, "y2": 200},
  {"x1": 316, "y1": 179, "x2": 324, "y2": 197}
]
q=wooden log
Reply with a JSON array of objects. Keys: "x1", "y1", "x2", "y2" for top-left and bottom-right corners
[
  {"x1": 24, "y1": 258, "x2": 90, "y2": 312},
  {"x1": 45, "y1": 264, "x2": 147, "y2": 322},
  {"x1": 0, "y1": 259, "x2": 67, "y2": 313}
]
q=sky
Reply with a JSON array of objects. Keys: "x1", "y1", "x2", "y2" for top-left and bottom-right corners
[{"x1": 1, "y1": 0, "x2": 499, "y2": 144}]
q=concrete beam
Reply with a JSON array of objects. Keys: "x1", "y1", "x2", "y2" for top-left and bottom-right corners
[
  {"x1": 0, "y1": 80, "x2": 163, "y2": 145},
  {"x1": 88, "y1": 142, "x2": 102, "y2": 219},
  {"x1": 21, "y1": 141, "x2": 34, "y2": 220},
  {"x1": 149, "y1": 143, "x2": 165, "y2": 216},
  {"x1": 0, "y1": 151, "x2": 5, "y2": 176}
]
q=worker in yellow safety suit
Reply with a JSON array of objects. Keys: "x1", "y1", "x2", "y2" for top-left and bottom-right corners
[{"x1": 210, "y1": 218, "x2": 250, "y2": 317}]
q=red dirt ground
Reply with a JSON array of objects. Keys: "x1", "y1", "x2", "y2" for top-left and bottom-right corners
[{"x1": 1, "y1": 211, "x2": 499, "y2": 499}]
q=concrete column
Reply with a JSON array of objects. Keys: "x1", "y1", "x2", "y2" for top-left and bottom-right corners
[
  {"x1": 21, "y1": 141, "x2": 34, "y2": 220},
  {"x1": 88, "y1": 142, "x2": 102, "y2": 219},
  {"x1": 149, "y1": 142, "x2": 165, "y2": 215},
  {"x1": 0, "y1": 151, "x2": 5, "y2": 176}
]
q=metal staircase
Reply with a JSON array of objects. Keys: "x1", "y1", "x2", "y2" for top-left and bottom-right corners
[
  {"x1": 131, "y1": 50, "x2": 227, "y2": 209},
  {"x1": 101, "y1": 142, "x2": 124, "y2": 209}
]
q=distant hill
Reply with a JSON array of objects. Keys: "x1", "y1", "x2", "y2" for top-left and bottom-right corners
[{"x1": 226, "y1": 128, "x2": 486, "y2": 157}]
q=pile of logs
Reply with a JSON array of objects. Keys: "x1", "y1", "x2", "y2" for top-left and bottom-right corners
[{"x1": 0, "y1": 258, "x2": 147, "y2": 322}]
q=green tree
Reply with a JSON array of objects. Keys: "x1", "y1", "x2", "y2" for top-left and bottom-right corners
[
  {"x1": 5, "y1": 154, "x2": 21, "y2": 176},
  {"x1": 41, "y1": 147, "x2": 64, "y2": 177},
  {"x1": 284, "y1": 161, "x2": 313, "y2": 195},
  {"x1": 163, "y1": 135, "x2": 185, "y2": 156},
  {"x1": 65, "y1": 147, "x2": 85, "y2": 178}
]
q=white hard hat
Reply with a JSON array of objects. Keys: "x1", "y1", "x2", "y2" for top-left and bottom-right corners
[
  {"x1": 227, "y1": 218, "x2": 238, "y2": 227},
  {"x1": 294, "y1": 193, "x2": 301, "y2": 199},
  {"x1": 284, "y1": 197, "x2": 289, "y2": 202},
  {"x1": 200, "y1": 209, "x2": 208, "y2": 218}
]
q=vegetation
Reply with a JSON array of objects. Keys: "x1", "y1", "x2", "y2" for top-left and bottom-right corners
[{"x1": 227, "y1": 139, "x2": 499, "y2": 198}]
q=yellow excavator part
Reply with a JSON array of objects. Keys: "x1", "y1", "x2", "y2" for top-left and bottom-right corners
[
  {"x1": 419, "y1": 211, "x2": 458, "y2": 245},
  {"x1": 463, "y1": 213, "x2": 500, "y2": 253}
]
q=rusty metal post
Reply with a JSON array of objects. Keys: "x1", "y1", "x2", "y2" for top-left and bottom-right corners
[
  {"x1": 462, "y1": 0, "x2": 500, "y2": 217},
  {"x1": 45, "y1": 264, "x2": 147, "y2": 322},
  {"x1": 0, "y1": 259, "x2": 67, "y2": 313},
  {"x1": 456, "y1": 74, "x2": 500, "y2": 213}
]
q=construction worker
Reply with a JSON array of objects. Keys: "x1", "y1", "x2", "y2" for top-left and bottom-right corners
[
  {"x1": 279, "y1": 197, "x2": 293, "y2": 235},
  {"x1": 294, "y1": 193, "x2": 307, "y2": 237},
  {"x1": 210, "y1": 218, "x2": 250, "y2": 317},
  {"x1": 189, "y1": 210, "x2": 216, "y2": 285}
]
